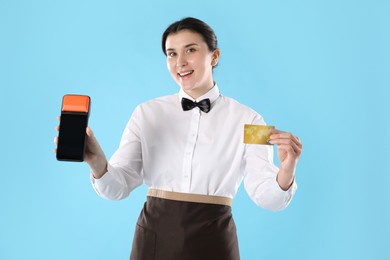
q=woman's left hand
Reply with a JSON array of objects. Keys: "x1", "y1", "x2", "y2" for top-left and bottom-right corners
[{"x1": 268, "y1": 129, "x2": 303, "y2": 190}]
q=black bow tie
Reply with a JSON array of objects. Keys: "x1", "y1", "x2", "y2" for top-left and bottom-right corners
[{"x1": 181, "y1": 98, "x2": 211, "y2": 113}]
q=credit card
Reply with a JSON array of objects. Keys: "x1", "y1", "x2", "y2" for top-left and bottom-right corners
[{"x1": 244, "y1": 124, "x2": 275, "y2": 145}]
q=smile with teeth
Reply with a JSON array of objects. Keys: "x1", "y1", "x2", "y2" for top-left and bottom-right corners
[{"x1": 178, "y1": 71, "x2": 194, "y2": 77}]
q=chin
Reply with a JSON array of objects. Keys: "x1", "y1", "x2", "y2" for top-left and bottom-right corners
[
  {"x1": 179, "y1": 83, "x2": 193, "y2": 91},
  {"x1": 183, "y1": 86, "x2": 198, "y2": 94}
]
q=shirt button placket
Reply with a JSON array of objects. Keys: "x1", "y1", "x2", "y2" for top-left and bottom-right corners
[{"x1": 182, "y1": 108, "x2": 201, "y2": 192}]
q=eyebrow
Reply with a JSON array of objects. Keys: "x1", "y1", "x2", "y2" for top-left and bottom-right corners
[{"x1": 166, "y1": 43, "x2": 199, "y2": 52}]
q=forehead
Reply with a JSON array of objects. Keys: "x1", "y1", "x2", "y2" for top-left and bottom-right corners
[{"x1": 165, "y1": 30, "x2": 206, "y2": 49}]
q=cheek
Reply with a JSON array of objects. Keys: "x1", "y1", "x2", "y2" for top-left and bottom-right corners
[
  {"x1": 205, "y1": 56, "x2": 213, "y2": 67},
  {"x1": 196, "y1": 60, "x2": 211, "y2": 74},
  {"x1": 197, "y1": 55, "x2": 212, "y2": 69},
  {"x1": 167, "y1": 60, "x2": 175, "y2": 74}
]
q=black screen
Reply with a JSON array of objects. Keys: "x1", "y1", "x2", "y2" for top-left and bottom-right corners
[{"x1": 56, "y1": 113, "x2": 89, "y2": 161}]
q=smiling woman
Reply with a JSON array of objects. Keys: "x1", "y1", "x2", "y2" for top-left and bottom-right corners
[
  {"x1": 163, "y1": 18, "x2": 220, "y2": 99},
  {"x1": 165, "y1": 30, "x2": 220, "y2": 99},
  {"x1": 57, "y1": 17, "x2": 303, "y2": 259}
]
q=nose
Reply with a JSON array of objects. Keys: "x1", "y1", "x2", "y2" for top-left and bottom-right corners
[{"x1": 176, "y1": 53, "x2": 187, "y2": 67}]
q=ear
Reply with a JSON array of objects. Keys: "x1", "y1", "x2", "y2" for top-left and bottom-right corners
[{"x1": 211, "y1": 48, "x2": 221, "y2": 67}]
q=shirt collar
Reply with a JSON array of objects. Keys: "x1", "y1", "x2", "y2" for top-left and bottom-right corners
[{"x1": 179, "y1": 83, "x2": 221, "y2": 104}]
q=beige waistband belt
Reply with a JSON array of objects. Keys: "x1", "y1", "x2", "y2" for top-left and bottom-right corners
[{"x1": 147, "y1": 188, "x2": 232, "y2": 207}]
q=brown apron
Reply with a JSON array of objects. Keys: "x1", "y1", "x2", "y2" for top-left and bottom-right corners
[{"x1": 130, "y1": 195, "x2": 240, "y2": 260}]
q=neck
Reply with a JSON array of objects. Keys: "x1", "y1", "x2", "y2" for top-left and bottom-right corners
[{"x1": 184, "y1": 82, "x2": 215, "y2": 99}]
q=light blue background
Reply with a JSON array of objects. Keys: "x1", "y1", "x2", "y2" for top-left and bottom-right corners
[{"x1": 1, "y1": 0, "x2": 389, "y2": 259}]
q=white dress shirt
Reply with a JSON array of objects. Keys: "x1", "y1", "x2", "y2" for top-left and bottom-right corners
[{"x1": 91, "y1": 85, "x2": 297, "y2": 211}]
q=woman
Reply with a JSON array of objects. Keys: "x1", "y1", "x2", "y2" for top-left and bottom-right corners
[{"x1": 58, "y1": 17, "x2": 302, "y2": 260}]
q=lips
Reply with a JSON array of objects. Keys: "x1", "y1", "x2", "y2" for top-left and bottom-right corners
[{"x1": 178, "y1": 70, "x2": 194, "y2": 78}]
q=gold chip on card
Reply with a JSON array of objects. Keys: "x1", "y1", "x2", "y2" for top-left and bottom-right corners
[{"x1": 244, "y1": 125, "x2": 275, "y2": 145}]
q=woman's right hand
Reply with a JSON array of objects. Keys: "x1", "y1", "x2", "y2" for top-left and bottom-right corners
[
  {"x1": 55, "y1": 116, "x2": 108, "y2": 179},
  {"x1": 84, "y1": 127, "x2": 108, "y2": 179}
]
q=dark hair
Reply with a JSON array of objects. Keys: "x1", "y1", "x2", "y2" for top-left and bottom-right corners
[{"x1": 162, "y1": 17, "x2": 218, "y2": 55}]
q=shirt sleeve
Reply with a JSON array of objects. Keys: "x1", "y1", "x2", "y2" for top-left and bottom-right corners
[
  {"x1": 243, "y1": 114, "x2": 297, "y2": 211},
  {"x1": 90, "y1": 106, "x2": 143, "y2": 200}
]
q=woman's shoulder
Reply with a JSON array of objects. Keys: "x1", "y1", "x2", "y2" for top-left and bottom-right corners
[
  {"x1": 217, "y1": 95, "x2": 266, "y2": 124},
  {"x1": 131, "y1": 93, "x2": 179, "y2": 117},
  {"x1": 138, "y1": 93, "x2": 179, "y2": 108},
  {"x1": 220, "y1": 95, "x2": 259, "y2": 114}
]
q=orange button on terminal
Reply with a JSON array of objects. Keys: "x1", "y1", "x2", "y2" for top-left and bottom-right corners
[{"x1": 62, "y1": 95, "x2": 90, "y2": 113}]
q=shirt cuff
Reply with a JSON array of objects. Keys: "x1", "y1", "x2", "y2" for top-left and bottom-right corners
[
  {"x1": 275, "y1": 178, "x2": 297, "y2": 206},
  {"x1": 89, "y1": 164, "x2": 118, "y2": 198},
  {"x1": 262, "y1": 177, "x2": 298, "y2": 211}
]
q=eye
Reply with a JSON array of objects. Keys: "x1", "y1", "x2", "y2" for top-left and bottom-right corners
[
  {"x1": 186, "y1": 48, "x2": 196, "y2": 54},
  {"x1": 167, "y1": 52, "x2": 176, "y2": 58}
]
